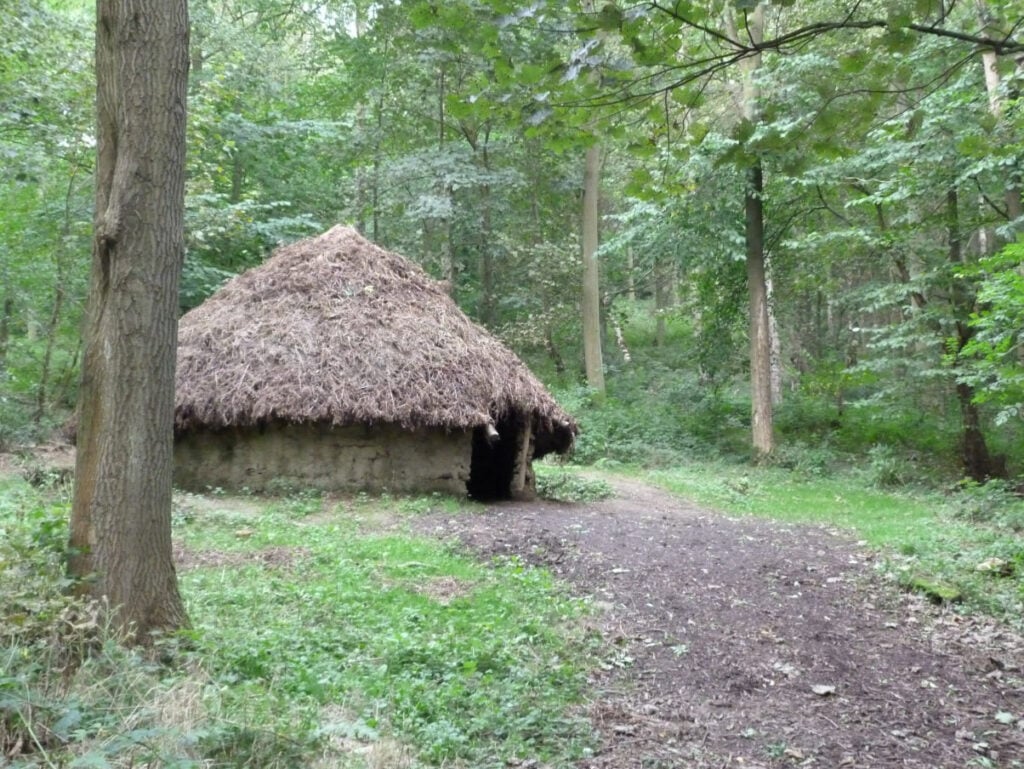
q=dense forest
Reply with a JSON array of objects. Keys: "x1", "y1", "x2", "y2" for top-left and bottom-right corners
[
  {"x1": 3, "y1": 4, "x2": 1024, "y2": 768},
  {"x1": 2, "y1": 0, "x2": 1023, "y2": 483}
]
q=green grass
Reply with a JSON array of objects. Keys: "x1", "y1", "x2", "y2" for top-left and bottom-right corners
[
  {"x1": 640, "y1": 461, "x2": 1024, "y2": 625},
  {"x1": 4, "y1": 453, "x2": 1021, "y2": 767},
  {"x1": 1, "y1": 480, "x2": 598, "y2": 768}
]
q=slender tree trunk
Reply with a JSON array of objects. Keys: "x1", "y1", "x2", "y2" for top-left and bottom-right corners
[
  {"x1": 654, "y1": 252, "x2": 669, "y2": 346},
  {"x1": 372, "y1": 94, "x2": 383, "y2": 243},
  {"x1": 947, "y1": 186, "x2": 996, "y2": 480},
  {"x1": 434, "y1": 66, "x2": 457, "y2": 283},
  {"x1": 478, "y1": 182, "x2": 495, "y2": 324},
  {"x1": 766, "y1": 267, "x2": 783, "y2": 406},
  {"x1": 353, "y1": 8, "x2": 368, "y2": 235},
  {"x1": 626, "y1": 245, "x2": 636, "y2": 301},
  {"x1": 34, "y1": 283, "x2": 64, "y2": 425},
  {"x1": 732, "y1": 3, "x2": 773, "y2": 457},
  {"x1": 477, "y1": 135, "x2": 495, "y2": 325},
  {"x1": 230, "y1": 154, "x2": 244, "y2": 203},
  {"x1": 580, "y1": 0, "x2": 605, "y2": 394},
  {"x1": 747, "y1": 164, "x2": 774, "y2": 457},
  {"x1": 69, "y1": 0, "x2": 190, "y2": 640},
  {"x1": 976, "y1": 0, "x2": 1023, "y2": 223},
  {"x1": 582, "y1": 143, "x2": 605, "y2": 394},
  {"x1": 0, "y1": 296, "x2": 11, "y2": 376},
  {"x1": 36, "y1": 171, "x2": 82, "y2": 425}
]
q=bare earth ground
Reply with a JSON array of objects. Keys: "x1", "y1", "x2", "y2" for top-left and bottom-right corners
[
  {"x1": 4, "y1": 449, "x2": 1022, "y2": 768},
  {"x1": 416, "y1": 477, "x2": 1024, "y2": 769}
]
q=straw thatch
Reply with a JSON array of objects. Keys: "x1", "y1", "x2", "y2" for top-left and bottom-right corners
[{"x1": 174, "y1": 225, "x2": 576, "y2": 457}]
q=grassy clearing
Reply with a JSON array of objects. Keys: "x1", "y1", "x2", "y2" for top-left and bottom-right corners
[
  {"x1": 1, "y1": 479, "x2": 598, "y2": 768},
  {"x1": 639, "y1": 461, "x2": 1024, "y2": 626}
]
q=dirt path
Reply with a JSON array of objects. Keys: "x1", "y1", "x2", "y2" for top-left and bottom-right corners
[{"x1": 417, "y1": 476, "x2": 1024, "y2": 769}]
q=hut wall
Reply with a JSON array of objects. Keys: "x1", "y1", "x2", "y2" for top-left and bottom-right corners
[{"x1": 174, "y1": 422, "x2": 471, "y2": 494}]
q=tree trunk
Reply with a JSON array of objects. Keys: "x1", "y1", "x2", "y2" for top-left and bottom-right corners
[
  {"x1": 36, "y1": 172, "x2": 83, "y2": 424},
  {"x1": 947, "y1": 186, "x2": 995, "y2": 481},
  {"x1": 372, "y1": 95, "x2": 383, "y2": 243},
  {"x1": 478, "y1": 137, "x2": 495, "y2": 326},
  {"x1": 626, "y1": 245, "x2": 636, "y2": 301},
  {"x1": 69, "y1": 0, "x2": 190, "y2": 641},
  {"x1": 0, "y1": 296, "x2": 11, "y2": 377},
  {"x1": 478, "y1": 182, "x2": 495, "y2": 324},
  {"x1": 732, "y1": 3, "x2": 774, "y2": 457},
  {"x1": 34, "y1": 283, "x2": 64, "y2": 425},
  {"x1": 654, "y1": 251, "x2": 670, "y2": 346},
  {"x1": 766, "y1": 267, "x2": 783, "y2": 406},
  {"x1": 976, "y1": 0, "x2": 1023, "y2": 223},
  {"x1": 582, "y1": 143, "x2": 605, "y2": 394},
  {"x1": 747, "y1": 163, "x2": 774, "y2": 457}
]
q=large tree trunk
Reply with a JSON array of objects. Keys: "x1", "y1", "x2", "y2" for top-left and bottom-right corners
[
  {"x1": 69, "y1": 0, "x2": 190, "y2": 641},
  {"x1": 581, "y1": 143, "x2": 605, "y2": 394}
]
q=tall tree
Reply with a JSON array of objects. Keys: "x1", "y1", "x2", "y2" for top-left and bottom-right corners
[
  {"x1": 582, "y1": 142, "x2": 606, "y2": 393},
  {"x1": 69, "y1": 0, "x2": 190, "y2": 640},
  {"x1": 729, "y1": 3, "x2": 774, "y2": 457}
]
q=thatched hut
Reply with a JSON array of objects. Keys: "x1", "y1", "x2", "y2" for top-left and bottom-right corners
[{"x1": 173, "y1": 225, "x2": 576, "y2": 498}]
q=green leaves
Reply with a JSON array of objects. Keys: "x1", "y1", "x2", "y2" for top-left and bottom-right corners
[{"x1": 596, "y1": 2, "x2": 623, "y2": 31}]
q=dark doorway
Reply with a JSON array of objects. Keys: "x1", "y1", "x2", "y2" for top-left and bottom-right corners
[{"x1": 467, "y1": 416, "x2": 518, "y2": 500}]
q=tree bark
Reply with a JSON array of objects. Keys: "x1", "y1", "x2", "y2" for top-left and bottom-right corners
[
  {"x1": 0, "y1": 296, "x2": 11, "y2": 377},
  {"x1": 69, "y1": 0, "x2": 190, "y2": 641},
  {"x1": 35, "y1": 170, "x2": 82, "y2": 424},
  {"x1": 766, "y1": 267, "x2": 783, "y2": 406},
  {"x1": 732, "y1": 3, "x2": 774, "y2": 457},
  {"x1": 976, "y1": 0, "x2": 1023, "y2": 223},
  {"x1": 582, "y1": 143, "x2": 605, "y2": 394},
  {"x1": 747, "y1": 163, "x2": 774, "y2": 457},
  {"x1": 477, "y1": 134, "x2": 495, "y2": 326},
  {"x1": 626, "y1": 245, "x2": 636, "y2": 301},
  {"x1": 947, "y1": 186, "x2": 996, "y2": 481}
]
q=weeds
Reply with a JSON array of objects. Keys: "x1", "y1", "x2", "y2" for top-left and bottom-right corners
[
  {"x1": 181, "y1": 504, "x2": 597, "y2": 766},
  {"x1": 1, "y1": 480, "x2": 597, "y2": 768},
  {"x1": 535, "y1": 465, "x2": 613, "y2": 503}
]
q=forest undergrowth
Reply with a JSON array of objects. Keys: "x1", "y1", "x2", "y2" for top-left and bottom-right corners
[
  {"x1": 4, "y1": 302, "x2": 1024, "y2": 767},
  {"x1": 0, "y1": 479, "x2": 599, "y2": 768},
  {"x1": 3, "y1": 442, "x2": 1023, "y2": 767}
]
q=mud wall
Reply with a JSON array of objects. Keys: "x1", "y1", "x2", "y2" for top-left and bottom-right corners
[{"x1": 174, "y1": 422, "x2": 472, "y2": 494}]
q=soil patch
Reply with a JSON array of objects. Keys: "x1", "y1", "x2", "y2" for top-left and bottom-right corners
[
  {"x1": 416, "y1": 476, "x2": 1024, "y2": 769},
  {"x1": 172, "y1": 543, "x2": 308, "y2": 572},
  {"x1": 0, "y1": 443, "x2": 75, "y2": 485}
]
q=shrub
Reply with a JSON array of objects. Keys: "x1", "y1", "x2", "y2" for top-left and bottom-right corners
[
  {"x1": 950, "y1": 479, "x2": 1024, "y2": 532},
  {"x1": 863, "y1": 444, "x2": 915, "y2": 489},
  {"x1": 535, "y1": 465, "x2": 613, "y2": 502}
]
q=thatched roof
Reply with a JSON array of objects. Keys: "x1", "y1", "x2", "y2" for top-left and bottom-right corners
[{"x1": 175, "y1": 225, "x2": 576, "y2": 456}]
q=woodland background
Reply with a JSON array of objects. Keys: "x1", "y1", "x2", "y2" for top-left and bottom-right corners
[{"x1": 3, "y1": 0, "x2": 1024, "y2": 487}]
